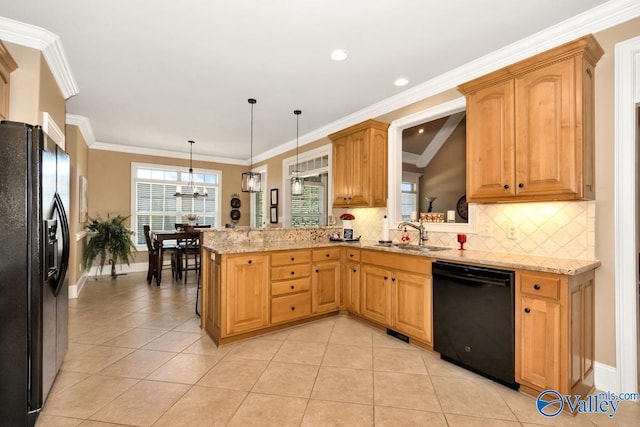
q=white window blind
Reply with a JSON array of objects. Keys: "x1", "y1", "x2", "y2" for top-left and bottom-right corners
[
  {"x1": 132, "y1": 163, "x2": 220, "y2": 246},
  {"x1": 291, "y1": 179, "x2": 325, "y2": 227}
]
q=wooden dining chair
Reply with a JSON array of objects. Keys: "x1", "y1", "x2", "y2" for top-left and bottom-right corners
[
  {"x1": 179, "y1": 226, "x2": 201, "y2": 284},
  {"x1": 143, "y1": 225, "x2": 181, "y2": 285}
]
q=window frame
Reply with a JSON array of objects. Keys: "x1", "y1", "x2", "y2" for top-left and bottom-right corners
[
  {"x1": 249, "y1": 165, "x2": 268, "y2": 228},
  {"x1": 130, "y1": 162, "x2": 221, "y2": 250}
]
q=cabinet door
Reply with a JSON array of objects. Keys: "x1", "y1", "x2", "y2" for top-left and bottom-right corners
[
  {"x1": 344, "y1": 261, "x2": 361, "y2": 314},
  {"x1": 369, "y1": 128, "x2": 388, "y2": 207},
  {"x1": 225, "y1": 255, "x2": 269, "y2": 335},
  {"x1": 347, "y1": 129, "x2": 370, "y2": 205},
  {"x1": 466, "y1": 80, "x2": 516, "y2": 202},
  {"x1": 332, "y1": 137, "x2": 351, "y2": 206},
  {"x1": 515, "y1": 58, "x2": 579, "y2": 198},
  {"x1": 312, "y1": 261, "x2": 341, "y2": 313},
  {"x1": 517, "y1": 295, "x2": 561, "y2": 391},
  {"x1": 392, "y1": 270, "x2": 432, "y2": 344},
  {"x1": 361, "y1": 265, "x2": 392, "y2": 325},
  {"x1": 203, "y1": 252, "x2": 220, "y2": 337}
]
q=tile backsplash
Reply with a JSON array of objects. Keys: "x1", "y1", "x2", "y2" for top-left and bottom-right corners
[{"x1": 334, "y1": 201, "x2": 595, "y2": 260}]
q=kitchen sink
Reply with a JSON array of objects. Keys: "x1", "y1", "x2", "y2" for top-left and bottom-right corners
[{"x1": 376, "y1": 243, "x2": 449, "y2": 252}]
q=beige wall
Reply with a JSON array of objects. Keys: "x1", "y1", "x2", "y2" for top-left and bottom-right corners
[
  {"x1": 66, "y1": 125, "x2": 89, "y2": 284},
  {"x1": 38, "y1": 54, "x2": 65, "y2": 128},
  {"x1": 6, "y1": 42, "x2": 40, "y2": 124}
]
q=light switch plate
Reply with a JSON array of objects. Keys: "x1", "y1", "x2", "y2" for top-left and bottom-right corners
[
  {"x1": 507, "y1": 223, "x2": 518, "y2": 240},
  {"x1": 478, "y1": 223, "x2": 492, "y2": 237}
]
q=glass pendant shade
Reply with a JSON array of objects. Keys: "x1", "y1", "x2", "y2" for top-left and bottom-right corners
[
  {"x1": 242, "y1": 98, "x2": 260, "y2": 193},
  {"x1": 174, "y1": 140, "x2": 208, "y2": 198},
  {"x1": 291, "y1": 109, "x2": 304, "y2": 196}
]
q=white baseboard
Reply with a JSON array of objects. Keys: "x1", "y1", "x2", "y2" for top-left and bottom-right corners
[
  {"x1": 594, "y1": 361, "x2": 617, "y2": 393},
  {"x1": 68, "y1": 271, "x2": 88, "y2": 299}
]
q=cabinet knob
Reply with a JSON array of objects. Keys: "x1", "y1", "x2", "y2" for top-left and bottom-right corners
[
  {"x1": 384, "y1": 276, "x2": 388, "y2": 280},
  {"x1": 349, "y1": 254, "x2": 354, "y2": 258},
  {"x1": 343, "y1": 197, "x2": 347, "y2": 201},
  {"x1": 326, "y1": 253, "x2": 330, "y2": 257},
  {"x1": 353, "y1": 269, "x2": 357, "y2": 273},
  {"x1": 248, "y1": 260, "x2": 252, "y2": 264},
  {"x1": 524, "y1": 308, "x2": 531, "y2": 313},
  {"x1": 533, "y1": 284, "x2": 541, "y2": 290},
  {"x1": 291, "y1": 257, "x2": 295, "y2": 261},
  {"x1": 290, "y1": 285, "x2": 295, "y2": 289},
  {"x1": 291, "y1": 271, "x2": 295, "y2": 275},
  {"x1": 518, "y1": 183, "x2": 525, "y2": 188},
  {"x1": 391, "y1": 277, "x2": 396, "y2": 282},
  {"x1": 291, "y1": 306, "x2": 296, "y2": 311},
  {"x1": 503, "y1": 184, "x2": 510, "y2": 189},
  {"x1": 316, "y1": 269, "x2": 319, "y2": 273}
]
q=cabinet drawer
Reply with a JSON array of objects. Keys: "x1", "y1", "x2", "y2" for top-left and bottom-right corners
[
  {"x1": 520, "y1": 273, "x2": 560, "y2": 300},
  {"x1": 271, "y1": 264, "x2": 311, "y2": 281},
  {"x1": 312, "y1": 247, "x2": 342, "y2": 262},
  {"x1": 271, "y1": 278, "x2": 310, "y2": 297},
  {"x1": 271, "y1": 250, "x2": 311, "y2": 266},
  {"x1": 271, "y1": 293, "x2": 311, "y2": 324},
  {"x1": 344, "y1": 248, "x2": 360, "y2": 262}
]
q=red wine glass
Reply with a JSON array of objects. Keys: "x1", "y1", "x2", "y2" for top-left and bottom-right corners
[{"x1": 457, "y1": 233, "x2": 467, "y2": 250}]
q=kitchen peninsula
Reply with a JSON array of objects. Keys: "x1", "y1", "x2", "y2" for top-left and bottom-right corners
[{"x1": 198, "y1": 226, "x2": 600, "y2": 403}]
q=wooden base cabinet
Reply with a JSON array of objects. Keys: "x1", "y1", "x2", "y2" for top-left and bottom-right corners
[
  {"x1": 360, "y1": 251, "x2": 432, "y2": 345},
  {"x1": 459, "y1": 35, "x2": 603, "y2": 203},
  {"x1": 515, "y1": 269, "x2": 595, "y2": 399},
  {"x1": 271, "y1": 249, "x2": 312, "y2": 324},
  {"x1": 224, "y1": 254, "x2": 269, "y2": 336},
  {"x1": 343, "y1": 248, "x2": 361, "y2": 313},
  {"x1": 312, "y1": 248, "x2": 341, "y2": 314}
]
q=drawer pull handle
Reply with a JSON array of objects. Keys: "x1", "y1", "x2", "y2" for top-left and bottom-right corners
[
  {"x1": 353, "y1": 269, "x2": 357, "y2": 273},
  {"x1": 533, "y1": 284, "x2": 541, "y2": 290},
  {"x1": 518, "y1": 183, "x2": 525, "y2": 188},
  {"x1": 384, "y1": 276, "x2": 388, "y2": 280},
  {"x1": 350, "y1": 254, "x2": 354, "y2": 258},
  {"x1": 291, "y1": 306, "x2": 296, "y2": 311},
  {"x1": 290, "y1": 285, "x2": 295, "y2": 289},
  {"x1": 503, "y1": 184, "x2": 510, "y2": 189},
  {"x1": 524, "y1": 308, "x2": 531, "y2": 313},
  {"x1": 291, "y1": 257, "x2": 295, "y2": 261},
  {"x1": 326, "y1": 253, "x2": 330, "y2": 257},
  {"x1": 291, "y1": 271, "x2": 295, "y2": 275},
  {"x1": 316, "y1": 269, "x2": 319, "y2": 273},
  {"x1": 391, "y1": 277, "x2": 396, "y2": 282},
  {"x1": 248, "y1": 260, "x2": 252, "y2": 264}
]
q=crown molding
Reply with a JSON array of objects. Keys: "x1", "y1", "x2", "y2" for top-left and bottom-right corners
[
  {"x1": 89, "y1": 140, "x2": 248, "y2": 166},
  {"x1": 66, "y1": 113, "x2": 96, "y2": 147},
  {"x1": 255, "y1": 0, "x2": 640, "y2": 164},
  {"x1": 0, "y1": 16, "x2": 79, "y2": 99},
  {"x1": 43, "y1": 112, "x2": 65, "y2": 149}
]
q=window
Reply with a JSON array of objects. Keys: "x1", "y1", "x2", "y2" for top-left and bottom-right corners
[
  {"x1": 250, "y1": 166, "x2": 267, "y2": 227},
  {"x1": 401, "y1": 171, "x2": 421, "y2": 221},
  {"x1": 131, "y1": 162, "x2": 220, "y2": 248},
  {"x1": 282, "y1": 145, "x2": 331, "y2": 227}
]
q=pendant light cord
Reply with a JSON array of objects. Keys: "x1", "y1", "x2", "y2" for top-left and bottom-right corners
[{"x1": 249, "y1": 98, "x2": 256, "y2": 174}]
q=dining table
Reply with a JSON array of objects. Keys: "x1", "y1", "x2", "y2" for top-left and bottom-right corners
[{"x1": 150, "y1": 229, "x2": 201, "y2": 285}]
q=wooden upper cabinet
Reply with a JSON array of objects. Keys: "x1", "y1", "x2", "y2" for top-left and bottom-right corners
[
  {"x1": 0, "y1": 41, "x2": 18, "y2": 122},
  {"x1": 459, "y1": 34, "x2": 603, "y2": 203},
  {"x1": 329, "y1": 119, "x2": 389, "y2": 207}
]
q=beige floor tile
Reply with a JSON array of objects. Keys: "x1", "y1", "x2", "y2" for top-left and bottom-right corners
[
  {"x1": 61, "y1": 345, "x2": 134, "y2": 374},
  {"x1": 146, "y1": 352, "x2": 220, "y2": 384},
  {"x1": 252, "y1": 361, "x2": 319, "y2": 398},
  {"x1": 35, "y1": 414, "x2": 82, "y2": 426},
  {"x1": 68, "y1": 324, "x2": 133, "y2": 345},
  {"x1": 272, "y1": 340, "x2": 327, "y2": 365},
  {"x1": 135, "y1": 314, "x2": 194, "y2": 330},
  {"x1": 99, "y1": 349, "x2": 176, "y2": 379},
  {"x1": 446, "y1": 413, "x2": 523, "y2": 426},
  {"x1": 374, "y1": 371, "x2": 441, "y2": 412},
  {"x1": 153, "y1": 385, "x2": 247, "y2": 427},
  {"x1": 227, "y1": 393, "x2": 307, "y2": 427},
  {"x1": 329, "y1": 326, "x2": 373, "y2": 346},
  {"x1": 48, "y1": 371, "x2": 91, "y2": 396},
  {"x1": 42, "y1": 375, "x2": 137, "y2": 419},
  {"x1": 172, "y1": 316, "x2": 207, "y2": 333},
  {"x1": 374, "y1": 406, "x2": 447, "y2": 427},
  {"x1": 78, "y1": 419, "x2": 132, "y2": 426},
  {"x1": 141, "y1": 330, "x2": 201, "y2": 352},
  {"x1": 302, "y1": 399, "x2": 373, "y2": 426},
  {"x1": 182, "y1": 336, "x2": 232, "y2": 357},
  {"x1": 371, "y1": 330, "x2": 419, "y2": 350},
  {"x1": 373, "y1": 347, "x2": 427, "y2": 374},
  {"x1": 64, "y1": 343, "x2": 95, "y2": 361},
  {"x1": 422, "y1": 351, "x2": 483, "y2": 379},
  {"x1": 311, "y1": 366, "x2": 373, "y2": 404},
  {"x1": 431, "y1": 376, "x2": 517, "y2": 421},
  {"x1": 197, "y1": 357, "x2": 268, "y2": 391},
  {"x1": 224, "y1": 336, "x2": 284, "y2": 360},
  {"x1": 585, "y1": 399, "x2": 640, "y2": 426},
  {"x1": 322, "y1": 343, "x2": 373, "y2": 370},
  {"x1": 89, "y1": 380, "x2": 189, "y2": 426},
  {"x1": 286, "y1": 322, "x2": 334, "y2": 343},
  {"x1": 101, "y1": 327, "x2": 166, "y2": 348},
  {"x1": 260, "y1": 328, "x2": 291, "y2": 341},
  {"x1": 332, "y1": 316, "x2": 368, "y2": 329}
]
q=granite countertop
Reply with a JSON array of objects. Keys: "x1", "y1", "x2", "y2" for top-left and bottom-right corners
[{"x1": 202, "y1": 239, "x2": 600, "y2": 276}]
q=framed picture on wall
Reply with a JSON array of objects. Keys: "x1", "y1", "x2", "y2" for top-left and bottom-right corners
[
  {"x1": 270, "y1": 188, "x2": 278, "y2": 206},
  {"x1": 270, "y1": 206, "x2": 278, "y2": 223},
  {"x1": 79, "y1": 175, "x2": 88, "y2": 223}
]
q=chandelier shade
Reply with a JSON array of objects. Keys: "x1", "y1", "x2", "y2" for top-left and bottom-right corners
[
  {"x1": 241, "y1": 98, "x2": 261, "y2": 193},
  {"x1": 174, "y1": 140, "x2": 208, "y2": 198}
]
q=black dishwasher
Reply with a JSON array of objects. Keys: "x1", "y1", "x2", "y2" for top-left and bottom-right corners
[{"x1": 433, "y1": 261, "x2": 518, "y2": 389}]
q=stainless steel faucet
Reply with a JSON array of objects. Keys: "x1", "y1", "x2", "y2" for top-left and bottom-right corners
[{"x1": 397, "y1": 221, "x2": 428, "y2": 246}]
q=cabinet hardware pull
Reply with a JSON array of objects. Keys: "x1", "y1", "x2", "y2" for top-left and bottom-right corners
[
  {"x1": 326, "y1": 253, "x2": 330, "y2": 257},
  {"x1": 353, "y1": 269, "x2": 357, "y2": 273},
  {"x1": 534, "y1": 284, "x2": 541, "y2": 290},
  {"x1": 291, "y1": 271, "x2": 295, "y2": 275},
  {"x1": 291, "y1": 306, "x2": 296, "y2": 311},
  {"x1": 384, "y1": 276, "x2": 388, "y2": 280},
  {"x1": 391, "y1": 278, "x2": 396, "y2": 282},
  {"x1": 316, "y1": 269, "x2": 319, "y2": 273},
  {"x1": 291, "y1": 257, "x2": 295, "y2": 261},
  {"x1": 524, "y1": 308, "x2": 531, "y2": 313},
  {"x1": 350, "y1": 254, "x2": 354, "y2": 257},
  {"x1": 290, "y1": 285, "x2": 295, "y2": 289},
  {"x1": 248, "y1": 260, "x2": 252, "y2": 264},
  {"x1": 518, "y1": 183, "x2": 525, "y2": 188},
  {"x1": 503, "y1": 184, "x2": 510, "y2": 189}
]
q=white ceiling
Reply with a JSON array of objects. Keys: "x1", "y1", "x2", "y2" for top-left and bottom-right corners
[{"x1": 0, "y1": 0, "x2": 617, "y2": 162}]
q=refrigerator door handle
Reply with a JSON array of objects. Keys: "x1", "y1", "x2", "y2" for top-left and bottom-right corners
[{"x1": 51, "y1": 192, "x2": 69, "y2": 297}]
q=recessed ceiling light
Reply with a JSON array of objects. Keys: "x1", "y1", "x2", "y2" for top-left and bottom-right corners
[
  {"x1": 330, "y1": 49, "x2": 348, "y2": 61},
  {"x1": 394, "y1": 77, "x2": 409, "y2": 87},
  {"x1": 418, "y1": 128, "x2": 424, "y2": 134}
]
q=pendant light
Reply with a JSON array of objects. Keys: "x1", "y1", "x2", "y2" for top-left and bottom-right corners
[
  {"x1": 174, "y1": 140, "x2": 208, "y2": 198},
  {"x1": 291, "y1": 109, "x2": 304, "y2": 196},
  {"x1": 241, "y1": 98, "x2": 261, "y2": 193}
]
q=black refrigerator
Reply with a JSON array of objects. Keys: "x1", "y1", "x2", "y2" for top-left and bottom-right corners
[{"x1": 0, "y1": 121, "x2": 70, "y2": 426}]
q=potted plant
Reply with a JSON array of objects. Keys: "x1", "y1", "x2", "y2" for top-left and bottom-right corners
[{"x1": 83, "y1": 214, "x2": 137, "y2": 278}]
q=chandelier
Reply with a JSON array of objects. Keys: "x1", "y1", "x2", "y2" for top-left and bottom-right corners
[
  {"x1": 291, "y1": 109, "x2": 304, "y2": 196},
  {"x1": 174, "y1": 140, "x2": 208, "y2": 198},
  {"x1": 241, "y1": 98, "x2": 261, "y2": 193}
]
